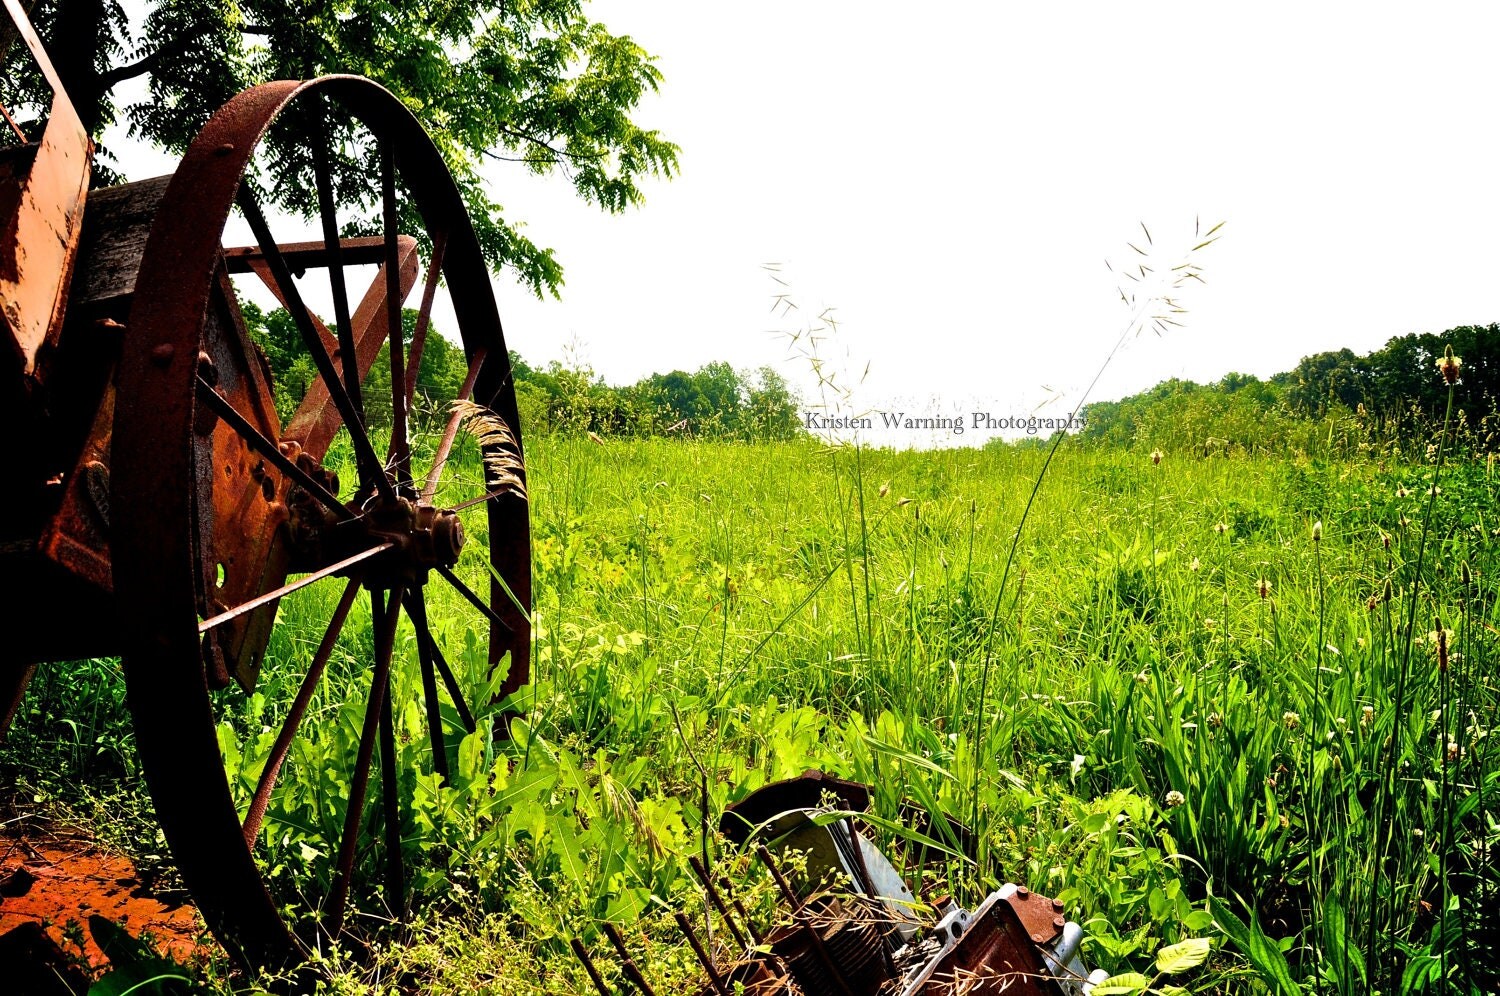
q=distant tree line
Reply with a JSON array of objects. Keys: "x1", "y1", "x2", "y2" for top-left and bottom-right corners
[
  {"x1": 247, "y1": 303, "x2": 1495, "y2": 452},
  {"x1": 243, "y1": 303, "x2": 801, "y2": 441},
  {"x1": 1275, "y1": 325, "x2": 1497, "y2": 424},
  {"x1": 508, "y1": 354, "x2": 801, "y2": 441},
  {"x1": 1078, "y1": 324, "x2": 1500, "y2": 454}
]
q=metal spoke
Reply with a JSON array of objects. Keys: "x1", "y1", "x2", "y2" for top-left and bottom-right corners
[
  {"x1": 417, "y1": 640, "x2": 448, "y2": 783},
  {"x1": 197, "y1": 542, "x2": 392, "y2": 634},
  {"x1": 406, "y1": 590, "x2": 450, "y2": 781},
  {"x1": 243, "y1": 578, "x2": 361, "y2": 845},
  {"x1": 404, "y1": 588, "x2": 476, "y2": 734},
  {"x1": 403, "y1": 232, "x2": 447, "y2": 411},
  {"x1": 326, "y1": 584, "x2": 404, "y2": 937},
  {"x1": 376, "y1": 591, "x2": 407, "y2": 920},
  {"x1": 437, "y1": 565, "x2": 511, "y2": 633},
  {"x1": 313, "y1": 121, "x2": 364, "y2": 425},
  {"x1": 382, "y1": 143, "x2": 411, "y2": 485},
  {"x1": 449, "y1": 486, "x2": 512, "y2": 514},
  {"x1": 420, "y1": 346, "x2": 488, "y2": 501},
  {"x1": 236, "y1": 185, "x2": 393, "y2": 503},
  {"x1": 195, "y1": 375, "x2": 349, "y2": 521}
]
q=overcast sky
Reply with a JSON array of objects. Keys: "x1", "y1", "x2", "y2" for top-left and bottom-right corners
[
  {"x1": 482, "y1": 2, "x2": 1500, "y2": 440},
  {"x1": 103, "y1": 2, "x2": 1500, "y2": 445}
]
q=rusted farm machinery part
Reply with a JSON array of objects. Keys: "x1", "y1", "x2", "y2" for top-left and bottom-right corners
[
  {"x1": 574, "y1": 773, "x2": 1111, "y2": 996},
  {"x1": 112, "y1": 76, "x2": 530, "y2": 969}
]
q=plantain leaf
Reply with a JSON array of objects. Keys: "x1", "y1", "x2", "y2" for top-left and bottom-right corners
[
  {"x1": 1090, "y1": 972, "x2": 1152, "y2": 995},
  {"x1": 1156, "y1": 937, "x2": 1213, "y2": 974}
]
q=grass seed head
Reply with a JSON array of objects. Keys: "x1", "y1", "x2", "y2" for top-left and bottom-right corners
[
  {"x1": 1164, "y1": 790, "x2": 1185, "y2": 807},
  {"x1": 1361, "y1": 705, "x2": 1375, "y2": 728},
  {"x1": 1437, "y1": 344, "x2": 1462, "y2": 385},
  {"x1": 449, "y1": 400, "x2": 527, "y2": 499},
  {"x1": 1312, "y1": 520, "x2": 1322, "y2": 543},
  {"x1": 1258, "y1": 578, "x2": 1271, "y2": 599},
  {"x1": 1151, "y1": 449, "x2": 1163, "y2": 466},
  {"x1": 1283, "y1": 711, "x2": 1300, "y2": 730}
]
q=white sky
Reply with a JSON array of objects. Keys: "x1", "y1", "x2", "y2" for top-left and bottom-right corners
[
  {"x1": 103, "y1": 2, "x2": 1500, "y2": 444},
  {"x1": 485, "y1": 1, "x2": 1500, "y2": 439}
]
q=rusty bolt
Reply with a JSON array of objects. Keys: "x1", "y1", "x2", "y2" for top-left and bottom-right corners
[
  {"x1": 95, "y1": 317, "x2": 125, "y2": 334},
  {"x1": 1053, "y1": 916, "x2": 1066, "y2": 928},
  {"x1": 214, "y1": 143, "x2": 235, "y2": 156},
  {"x1": 1016, "y1": 886, "x2": 1029, "y2": 897},
  {"x1": 151, "y1": 343, "x2": 175, "y2": 366},
  {"x1": 1031, "y1": 932, "x2": 1046, "y2": 944},
  {"x1": 197, "y1": 350, "x2": 219, "y2": 386},
  {"x1": 1052, "y1": 899, "x2": 1064, "y2": 911}
]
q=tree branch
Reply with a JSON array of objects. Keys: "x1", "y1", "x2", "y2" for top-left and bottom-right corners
[
  {"x1": 97, "y1": 23, "x2": 218, "y2": 90},
  {"x1": 495, "y1": 124, "x2": 608, "y2": 162},
  {"x1": 482, "y1": 149, "x2": 561, "y2": 165}
]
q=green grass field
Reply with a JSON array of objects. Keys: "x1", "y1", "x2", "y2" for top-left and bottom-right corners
[{"x1": 4, "y1": 426, "x2": 1497, "y2": 994}]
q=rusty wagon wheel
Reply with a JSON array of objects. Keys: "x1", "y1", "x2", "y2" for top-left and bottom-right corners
[{"x1": 110, "y1": 76, "x2": 530, "y2": 970}]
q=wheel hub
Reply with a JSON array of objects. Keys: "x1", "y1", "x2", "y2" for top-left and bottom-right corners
[
  {"x1": 357, "y1": 495, "x2": 466, "y2": 588},
  {"x1": 285, "y1": 473, "x2": 466, "y2": 587}
]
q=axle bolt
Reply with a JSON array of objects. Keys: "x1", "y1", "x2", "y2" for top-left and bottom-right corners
[{"x1": 432, "y1": 510, "x2": 465, "y2": 565}]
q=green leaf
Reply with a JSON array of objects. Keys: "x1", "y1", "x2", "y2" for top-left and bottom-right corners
[
  {"x1": 1155, "y1": 937, "x2": 1213, "y2": 974},
  {"x1": 1090, "y1": 972, "x2": 1152, "y2": 995},
  {"x1": 1322, "y1": 894, "x2": 1367, "y2": 987},
  {"x1": 1211, "y1": 898, "x2": 1301, "y2": 996},
  {"x1": 551, "y1": 822, "x2": 589, "y2": 892}
]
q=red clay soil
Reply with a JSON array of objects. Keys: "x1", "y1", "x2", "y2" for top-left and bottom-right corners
[{"x1": 0, "y1": 820, "x2": 217, "y2": 984}]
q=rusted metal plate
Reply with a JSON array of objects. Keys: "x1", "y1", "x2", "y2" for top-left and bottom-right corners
[
  {"x1": 37, "y1": 384, "x2": 114, "y2": 589},
  {"x1": 1004, "y1": 886, "x2": 1067, "y2": 948},
  {"x1": 0, "y1": 0, "x2": 92, "y2": 377},
  {"x1": 720, "y1": 770, "x2": 874, "y2": 846},
  {"x1": 198, "y1": 271, "x2": 288, "y2": 690},
  {"x1": 911, "y1": 891, "x2": 1062, "y2": 996}
]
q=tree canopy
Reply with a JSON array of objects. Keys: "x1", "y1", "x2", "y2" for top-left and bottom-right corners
[{"x1": 3, "y1": 0, "x2": 679, "y2": 296}]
